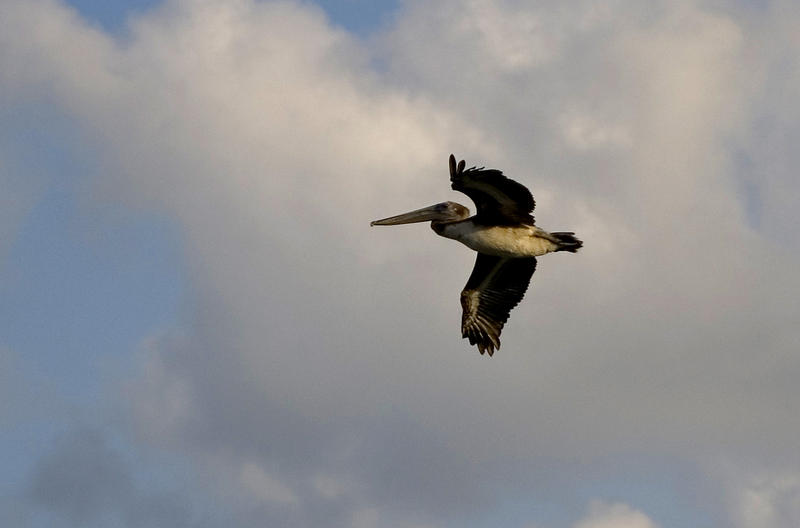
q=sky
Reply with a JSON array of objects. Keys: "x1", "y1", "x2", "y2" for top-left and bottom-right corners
[{"x1": 1, "y1": 0, "x2": 799, "y2": 527}]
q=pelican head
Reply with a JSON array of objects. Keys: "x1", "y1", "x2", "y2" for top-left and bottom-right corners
[{"x1": 370, "y1": 201, "x2": 470, "y2": 227}]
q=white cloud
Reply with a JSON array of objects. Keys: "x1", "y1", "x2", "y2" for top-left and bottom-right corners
[
  {"x1": 3, "y1": 0, "x2": 800, "y2": 526},
  {"x1": 312, "y1": 474, "x2": 349, "y2": 499},
  {"x1": 573, "y1": 501, "x2": 659, "y2": 528},
  {"x1": 721, "y1": 466, "x2": 800, "y2": 528},
  {"x1": 558, "y1": 111, "x2": 632, "y2": 150},
  {"x1": 239, "y1": 462, "x2": 299, "y2": 505}
]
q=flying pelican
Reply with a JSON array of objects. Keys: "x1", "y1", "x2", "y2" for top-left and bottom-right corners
[{"x1": 371, "y1": 154, "x2": 582, "y2": 356}]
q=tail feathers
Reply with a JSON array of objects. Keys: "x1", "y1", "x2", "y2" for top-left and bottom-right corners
[{"x1": 551, "y1": 231, "x2": 583, "y2": 253}]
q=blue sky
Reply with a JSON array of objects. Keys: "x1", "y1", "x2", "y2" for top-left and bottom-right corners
[
  {"x1": 65, "y1": 0, "x2": 399, "y2": 34},
  {"x1": 62, "y1": 0, "x2": 161, "y2": 30},
  {"x1": 2, "y1": 1, "x2": 800, "y2": 527}
]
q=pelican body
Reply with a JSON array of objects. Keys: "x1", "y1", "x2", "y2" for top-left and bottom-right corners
[
  {"x1": 437, "y1": 221, "x2": 565, "y2": 258},
  {"x1": 371, "y1": 155, "x2": 582, "y2": 356}
]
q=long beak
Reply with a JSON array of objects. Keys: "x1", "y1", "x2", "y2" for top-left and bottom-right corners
[{"x1": 370, "y1": 204, "x2": 445, "y2": 226}]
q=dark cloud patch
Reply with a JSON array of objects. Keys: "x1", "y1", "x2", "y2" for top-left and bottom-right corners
[
  {"x1": 25, "y1": 427, "x2": 223, "y2": 528},
  {"x1": 28, "y1": 428, "x2": 134, "y2": 524}
]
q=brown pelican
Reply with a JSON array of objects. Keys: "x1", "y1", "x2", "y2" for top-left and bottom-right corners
[{"x1": 371, "y1": 154, "x2": 582, "y2": 356}]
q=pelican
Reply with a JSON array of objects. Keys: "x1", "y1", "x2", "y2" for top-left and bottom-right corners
[{"x1": 371, "y1": 154, "x2": 582, "y2": 356}]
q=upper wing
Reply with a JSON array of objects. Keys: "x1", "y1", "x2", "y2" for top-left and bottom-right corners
[
  {"x1": 449, "y1": 154, "x2": 535, "y2": 225},
  {"x1": 460, "y1": 253, "x2": 537, "y2": 356}
]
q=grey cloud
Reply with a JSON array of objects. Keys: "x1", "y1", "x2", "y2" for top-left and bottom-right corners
[
  {"x1": 28, "y1": 429, "x2": 132, "y2": 522},
  {"x1": 25, "y1": 428, "x2": 205, "y2": 528},
  {"x1": 19, "y1": 425, "x2": 298, "y2": 528}
]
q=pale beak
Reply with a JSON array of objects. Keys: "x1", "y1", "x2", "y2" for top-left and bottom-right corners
[{"x1": 370, "y1": 204, "x2": 446, "y2": 226}]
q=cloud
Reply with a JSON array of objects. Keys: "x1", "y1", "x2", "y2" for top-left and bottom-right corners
[
  {"x1": 573, "y1": 501, "x2": 659, "y2": 528},
  {"x1": 2, "y1": 0, "x2": 800, "y2": 526},
  {"x1": 717, "y1": 463, "x2": 800, "y2": 528},
  {"x1": 24, "y1": 427, "x2": 205, "y2": 528},
  {"x1": 239, "y1": 462, "x2": 299, "y2": 505},
  {"x1": 27, "y1": 428, "x2": 134, "y2": 523},
  {"x1": 0, "y1": 153, "x2": 43, "y2": 267}
]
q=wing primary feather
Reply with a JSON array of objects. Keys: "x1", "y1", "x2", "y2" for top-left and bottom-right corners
[
  {"x1": 449, "y1": 156, "x2": 536, "y2": 225},
  {"x1": 459, "y1": 254, "x2": 537, "y2": 356}
]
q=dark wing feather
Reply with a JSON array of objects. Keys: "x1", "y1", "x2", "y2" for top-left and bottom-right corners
[
  {"x1": 449, "y1": 154, "x2": 535, "y2": 225},
  {"x1": 460, "y1": 253, "x2": 537, "y2": 356}
]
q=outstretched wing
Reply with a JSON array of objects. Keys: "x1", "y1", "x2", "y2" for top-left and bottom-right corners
[
  {"x1": 449, "y1": 154, "x2": 535, "y2": 225},
  {"x1": 460, "y1": 253, "x2": 537, "y2": 356}
]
